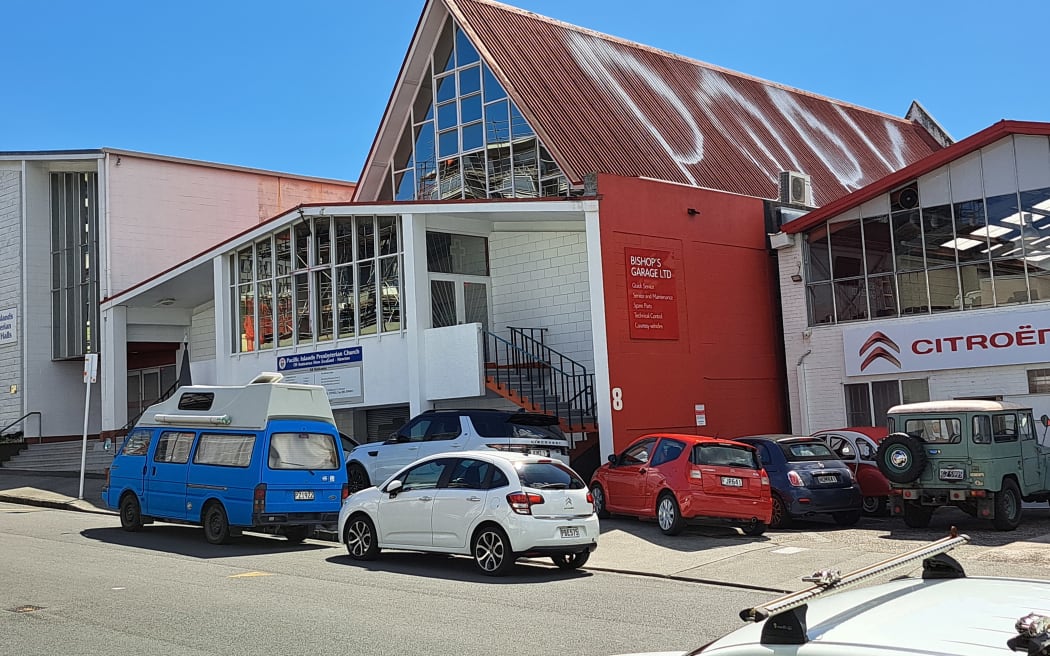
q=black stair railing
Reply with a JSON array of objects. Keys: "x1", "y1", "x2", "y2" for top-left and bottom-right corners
[
  {"x1": 485, "y1": 329, "x2": 596, "y2": 432},
  {"x1": 119, "y1": 379, "x2": 182, "y2": 435},
  {"x1": 0, "y1": 411, "x2": 42, "y2": 443}
]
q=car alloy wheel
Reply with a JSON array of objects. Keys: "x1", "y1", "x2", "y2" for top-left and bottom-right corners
[
  {"x1": 344, "y1": 515, "x2": 379, "y2": 560},
  {"x1": 347, "y1": 463, "x2": 370, "y2": 493},
  {"x1": 591, "y1": 484, "x2": 610, "y2": 519},
  {"x1": 769, "y1": 494, "x2": 790, "y2": 529},
  {"x1": 472, "y1": 526, "x2": 515, "y2": 576},
  {"x1": 656, "y1": 493, "x2": 684, "y2": 535}
]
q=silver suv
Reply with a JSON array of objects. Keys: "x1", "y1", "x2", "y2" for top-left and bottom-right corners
[{"x1": 345, "y1": 409, "x2": 571, "y2": 492}]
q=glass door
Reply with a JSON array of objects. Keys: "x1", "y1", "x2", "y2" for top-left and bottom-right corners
[{"x1": 430, "y1": 276, "x2": 489, "y2": 330}]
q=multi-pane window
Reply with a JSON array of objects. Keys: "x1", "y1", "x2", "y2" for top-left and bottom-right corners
[
  {"x1": 844, "y1": 378, "x2": 930, "y2": 427},
  {"x1": 232, "y1": 215, "x2": 402, "y2": 353},
  {"x1": 50, "y1": 172, "x2": 100, "y2": 359},
  {"x1": 385, "y1": 17, "x2": 573, "y2": 201},
  {"x1": 1028, "y1": 368, "x2": 1050, "y2": 394},
  {"x1": 805, "y1": 178, "x2": 1050, "y2": 326}
]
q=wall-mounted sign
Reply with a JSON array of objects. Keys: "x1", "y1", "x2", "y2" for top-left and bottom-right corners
[
  {"x1": 694, "y1": 403, "x2": 706, "y2": 427},
  {"x1": 625, "y1": 247, "x2": 679, "y2": 340},
  {"x1": 0, "y1": 308, "x2": 16, "y2": 346},
  {"x1": 278, "y1": 347, "x2": 364, "y2": 403},
  {"x1": 842, "y1": 307, "x2": 1050, "y2": 376}
]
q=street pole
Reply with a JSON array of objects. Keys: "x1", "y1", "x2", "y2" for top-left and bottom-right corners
[{"x1": 79, "y1": 353, "x2": 99, "y2": 500}]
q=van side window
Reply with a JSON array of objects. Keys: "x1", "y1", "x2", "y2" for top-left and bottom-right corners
[
  {"x1": 269, "y1": 432, "x2": 339, "y2": 470},
  {"x1": 973, "y1": 416, "x2": 992, "y2": 444},
  {"x1": 121, "y1": 429, "x2": 152, "y2": 456},
  {"x1": 992, "y1": 413, "x2": 1018, "y2": 442},
  {"x1": 177, "y1": 392, "x2": 214, "y2": 410},
  {"x1": 195, "y1": 433, "x2": 255, "y2": 468},
  {"x1": 154, "y1": 431, "x2": 195, "y2": 464}
]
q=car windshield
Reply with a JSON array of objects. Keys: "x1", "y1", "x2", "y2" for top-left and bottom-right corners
[
  {"x1": 693, "y1": 444, "x2": 758, "y2": 469},
  {"x1": 779, "y1": 440, "x2": 838, "y2": 461},
  {"x1": 515, "y1": 462, "x2": 585, "y2": 489},
  {"x1": 268, "y1": 432, "x2": 340, "y2": 470}
]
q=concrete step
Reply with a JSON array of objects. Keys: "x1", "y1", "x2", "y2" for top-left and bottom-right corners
[{"x1": 3, "y1": 441, "x2": 114, "y2": 473}]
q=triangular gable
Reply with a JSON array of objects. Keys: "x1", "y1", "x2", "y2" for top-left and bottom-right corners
[{"x1": 357, "y1": 0, "x2": 943, "y2": 207}]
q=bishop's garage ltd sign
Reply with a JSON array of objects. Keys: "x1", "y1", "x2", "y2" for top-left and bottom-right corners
[{"x1": 842, "y1": 308, "x2": 1050, "y2": 376}]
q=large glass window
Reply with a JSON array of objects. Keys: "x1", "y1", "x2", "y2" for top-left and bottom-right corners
[
  {"x1": 845, "y1": 379, "x2": 929, "y2": 427},
  {"x1": 382, "y1": 17, "x2": 575, "y2": 200},
  {"x1": 231, "y1": 214, "x2": 403, "y2": 353},
  {"x1": 803, "y1": 140, "x2": 1050, "y2": 325},
  {"x1": 50, "y1": 172, "x2": 100, "y2": 360}
]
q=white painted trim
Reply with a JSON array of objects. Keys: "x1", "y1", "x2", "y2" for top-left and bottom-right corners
[{"x1": 585, "y1": 207, "x2": 613, "y2": 459}]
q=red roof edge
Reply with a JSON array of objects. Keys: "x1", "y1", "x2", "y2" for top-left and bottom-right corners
[{"x1": 782, "y1": 120, "x2": 1050, "y2": 234}]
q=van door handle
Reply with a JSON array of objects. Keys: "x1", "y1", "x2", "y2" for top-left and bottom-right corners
[
  {"x1": 467, "y1": 496, "x2": 482, "y2": 502},
  {"x1": 151, "y1": 467, "x2": 156, "y2": 475}
]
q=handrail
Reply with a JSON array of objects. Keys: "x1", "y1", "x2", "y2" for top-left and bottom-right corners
[
  {"x1": 0, "y1": 411, "x2": 42, "y2": 444},
  {"x1": 120, "y1": 379, "x2": 182, "y2": 434},
  {"x1": 485, "y1": 329, "x2": 596, "y2": 432}
]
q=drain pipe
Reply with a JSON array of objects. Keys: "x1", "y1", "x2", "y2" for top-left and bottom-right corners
[{"x1": 796, "y1": 350, "x2": 813, "y2": 435}]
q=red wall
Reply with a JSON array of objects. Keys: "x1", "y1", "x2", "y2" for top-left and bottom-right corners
[{"x1": 597, "y1": 174, "x2": 786, "y2": 451}]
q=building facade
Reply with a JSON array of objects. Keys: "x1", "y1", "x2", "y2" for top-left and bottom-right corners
[
  {"x1": 0, "y1": 149, "x2": 355, "y2": 441},
  {"x1": 774, "y1": 122, "x2": 1050, "y2": 434}
]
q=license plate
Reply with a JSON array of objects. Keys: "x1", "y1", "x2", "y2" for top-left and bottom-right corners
[
  {"x1": 294, "y1": 490, "x2": 314, "y2": 500},
  {"x1": 559, "y1": 526, "x2": 580, "y2": 538},
  {"x1": 816, "y1": 475, "x2": 837, "y2": 484},
  {"x1": 721, "y1": 476, "x2": 743, "y2": 487},
  {"x1": 529, "y1": 448, "x2": 550, "y2": 457},
  {"x1": 939, "y1": 468, "x2": 965, "y2": 481}
]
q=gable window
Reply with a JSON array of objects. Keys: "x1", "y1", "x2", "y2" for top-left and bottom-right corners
[{"x1": 384, "y1": 17, "x2": 573, "y2": 201}]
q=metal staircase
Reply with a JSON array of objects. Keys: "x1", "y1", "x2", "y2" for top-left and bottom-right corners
[{"x1": 483, "y1": 327, "x2": 599, "y2": 460}]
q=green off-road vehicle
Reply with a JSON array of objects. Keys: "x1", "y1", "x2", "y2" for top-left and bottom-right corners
[{"x1": 876, "y1": 400, "x2": 1050, "y2": 531}]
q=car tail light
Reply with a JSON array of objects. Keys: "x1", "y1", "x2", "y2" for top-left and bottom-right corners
[
  {"x1": 760, "y1": 475, "x2": 769, "y2": 486},
  {"x1": 689, "y1": 467, "x2": 702, "y2": 480},
  {"x1": 586, "y1": 492, "x2": 594, "y2": 504},
  {"x1": 507, "y1": 492, "x2": 544, "y2": 515},
  {"x1": 970, "y1": 490, "x2": 986, "y2": 498},
  {"x1": 341, "y1": 483, "x2": 350, "y2": 501},
  {"x1": 787, "y1": 470, "x2": 804, "y2": 487},
  {"x1": 253, "y1": 483, "x2": 266, "y2": 514}
]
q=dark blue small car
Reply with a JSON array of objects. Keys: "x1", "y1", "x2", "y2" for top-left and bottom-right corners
[{"x1": 735, "y1": 434, "x2": 862, "y2": 528}]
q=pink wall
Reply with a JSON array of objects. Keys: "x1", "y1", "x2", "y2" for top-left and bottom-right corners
[
  {"x1": 104, "y1": 155, "x2": 355, "y2": 295},
  {"x1": 597, "y1": 174, "x2": 786, "y2": 451}
]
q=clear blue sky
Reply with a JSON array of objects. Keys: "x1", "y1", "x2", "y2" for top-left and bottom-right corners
[{"x1": 5, "y1": 1, "x2": 1046, "y2": 181}]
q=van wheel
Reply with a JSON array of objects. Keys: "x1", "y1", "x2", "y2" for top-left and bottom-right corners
[
  {"x1": 284, "y1": 526, "x2": 311, "y2": 543},
  {"x1": 203, "y1": 503, "x2": 231, "y2": 545},
  {"x1": 656, "y1": 493, "x2": 684, "y2": 536},
  {"x1": 992, "y1": 479, "x2": 1022, "y2": 531},
  {"x1": 347, "y1": 463, "x2": 370, "y2": 493},
  {"x1": 119, "y1": 494, "x2": 144, "y2": 532}
]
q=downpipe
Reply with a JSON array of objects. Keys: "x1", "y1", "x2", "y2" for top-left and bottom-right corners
[{"x1": 796, "y1": 350, "x2": 812, "y2": 435}]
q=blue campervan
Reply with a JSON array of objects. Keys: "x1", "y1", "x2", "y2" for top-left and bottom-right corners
[{"x1": 103, "y1": 373, "x2": 349, "y2": 544}]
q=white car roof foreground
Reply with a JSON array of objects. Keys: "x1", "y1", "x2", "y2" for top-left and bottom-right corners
[{"x1": 701, "y1": 576, "x2": 1050, "y2": 655}]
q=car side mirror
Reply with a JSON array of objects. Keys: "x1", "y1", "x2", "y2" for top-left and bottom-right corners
[
  {"x1": 386, "y1": 479, "x2": 403, "y2": 497},
  {"x1": 1041, "y1": 414, "x2": 1050, "y2": 427},
  {"x1": 385, "y1": 432, "x2": 405, "y2": 444},
  {"x1": 607, "y1": 454, "x2": 617, "y2": 465}
]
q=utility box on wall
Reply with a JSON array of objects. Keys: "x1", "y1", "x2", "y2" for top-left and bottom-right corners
[{"x1": 424, "y1": 323, "x2": 485, "y2": 400}]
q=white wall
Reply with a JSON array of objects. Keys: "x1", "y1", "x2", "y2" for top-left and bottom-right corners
[
  {"x1": 0, "y1": 170, "x2": 22, "y2": 432},
  {"x1": 489, "y1": 231, "x2": 594, "y2": 372}
]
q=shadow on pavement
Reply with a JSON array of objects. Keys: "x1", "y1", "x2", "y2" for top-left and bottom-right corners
[
  {"x1": 325, "y1": 550, "x2": 592, "y2": 584},
  {"x1": 81, "y1": 524, "x2": 331, "y2": 558},
  {"x1": 596, "y1": 516, "x2": 776, "y2": 551}
]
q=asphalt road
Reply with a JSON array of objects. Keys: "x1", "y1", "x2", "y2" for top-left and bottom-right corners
[{"x1": 0, "y1": 501, "x2": 772, "y2": 656}]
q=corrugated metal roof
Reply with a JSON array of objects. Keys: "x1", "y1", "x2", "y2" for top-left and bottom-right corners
[
  {"x1": 781, "y1": 120, "x2": 1050, "y2": 234},
  {"x1": 448, "y1": 0, "x2": 942, "y2": 206}
]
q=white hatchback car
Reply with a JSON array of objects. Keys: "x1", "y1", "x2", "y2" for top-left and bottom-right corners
[{"x1": 337, "y1": 450, "x2": 599, "y2": 576}]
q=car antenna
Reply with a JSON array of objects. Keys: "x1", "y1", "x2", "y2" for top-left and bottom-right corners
[{"x1": 739, "y1": 527, "x2": 969, "y2": 645}]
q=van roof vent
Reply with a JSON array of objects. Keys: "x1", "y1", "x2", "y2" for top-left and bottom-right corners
[{"x1": 249, "y1": 372, "x2": 284, "y2": 384}]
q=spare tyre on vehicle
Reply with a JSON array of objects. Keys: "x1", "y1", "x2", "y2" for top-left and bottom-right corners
[{"x1": 876, "y1": 432, "x2": 928, "y2": 484}]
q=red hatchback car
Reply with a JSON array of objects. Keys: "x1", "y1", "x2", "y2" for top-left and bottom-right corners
[{"x1": 590, "y1": 433, "x2": 773, "y2": 535}]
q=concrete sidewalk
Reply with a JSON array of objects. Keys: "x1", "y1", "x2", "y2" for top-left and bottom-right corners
[{"x1": 2, "y1": 467, "x2": 1048, "y2": 591}]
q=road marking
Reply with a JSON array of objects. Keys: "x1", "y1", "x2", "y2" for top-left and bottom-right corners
[
  {"x1": 228, "y1": 571, "x2": 273, "y2": 578},
  {"x1": 770, "y1": 547, "x2": 807, "y2": 554}
]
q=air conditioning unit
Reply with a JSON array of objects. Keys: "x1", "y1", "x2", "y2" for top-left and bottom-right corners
[{"x1": 779, "y1": 171, "x2": 813, "y2": 207}]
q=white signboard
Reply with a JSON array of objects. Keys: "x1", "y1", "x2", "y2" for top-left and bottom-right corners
[
  {"x1": 281, "y1": 366, "x2": 363, "y2": 402},
  {"x1": 842, "y1": 307, "x2": 1050, "y2": 376},
  {"x1": 0, "y1": 308, "x2": 15, "y2": 346}
]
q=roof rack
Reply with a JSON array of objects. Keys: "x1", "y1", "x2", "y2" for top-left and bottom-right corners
[{"x1": 740, "y1": 527, "x2": 970, "y2": 645}]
